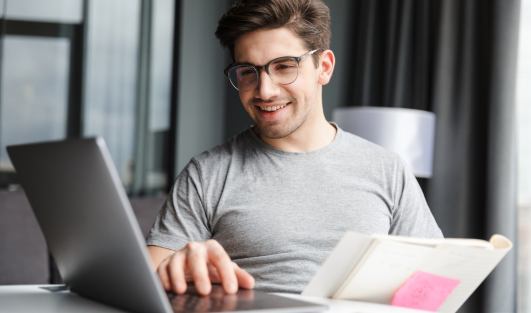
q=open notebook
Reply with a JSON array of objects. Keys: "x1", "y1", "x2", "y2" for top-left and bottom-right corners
[{"x1": 302, "y1": 232, "x2": 512, "y2": 313}]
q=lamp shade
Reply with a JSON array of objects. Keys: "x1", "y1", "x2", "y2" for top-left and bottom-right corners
[{"x1": 333, "y1": 107, "x2": 436, "y2": 178}]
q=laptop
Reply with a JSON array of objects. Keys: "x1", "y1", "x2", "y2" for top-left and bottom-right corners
[{"x1": 7, "y1": 138, "x2": 327, "y2": 313}]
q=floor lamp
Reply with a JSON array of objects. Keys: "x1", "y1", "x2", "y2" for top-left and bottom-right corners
[{"x1": 332, "y1": 107, "x2": 436, "y2": 179}]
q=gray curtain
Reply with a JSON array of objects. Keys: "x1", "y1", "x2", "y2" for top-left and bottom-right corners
[{"x1": 344, "y1": 0, "x2": 520, "y2": 312}]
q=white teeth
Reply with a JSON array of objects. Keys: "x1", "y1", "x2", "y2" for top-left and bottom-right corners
[{"x1": 260, "y1": 104, "x2": 287, "y2": 112}]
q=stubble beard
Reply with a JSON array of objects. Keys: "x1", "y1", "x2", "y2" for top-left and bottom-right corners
[{"x1": 248, "y1": 94, "x2": 314, "y2": 140}]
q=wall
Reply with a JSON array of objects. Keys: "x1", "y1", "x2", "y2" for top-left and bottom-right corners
[
  {"x1": 176, "y1": 0, "x2": 232, "y2": 174},
  {"x1": 322, "y1": 0, "x2": 355, "y2": 121}
]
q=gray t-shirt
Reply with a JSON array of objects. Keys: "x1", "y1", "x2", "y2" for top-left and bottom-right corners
[{"x1": 146, "y1": 125, "x2": 443, "y2": 294}]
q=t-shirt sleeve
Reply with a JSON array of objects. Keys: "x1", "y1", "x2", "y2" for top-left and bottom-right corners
[
  {"x1": 388, "y1": 157, "x2": 444, "y2": 238},
  {"x1": 145, "y1": 159, "x2": 212, "y2": 251}
]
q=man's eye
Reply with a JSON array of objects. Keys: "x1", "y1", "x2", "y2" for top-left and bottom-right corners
[
  {"x1": 274, "y1": 64, "x2": 295, "y2": 71},
  {"x1": 240, "y1": 69, "x2": 255, "y2": 77}
]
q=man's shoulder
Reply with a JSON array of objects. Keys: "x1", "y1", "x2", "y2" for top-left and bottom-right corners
[{"x1": 190, "y1": 127, "x2": 254, "y2": 169}]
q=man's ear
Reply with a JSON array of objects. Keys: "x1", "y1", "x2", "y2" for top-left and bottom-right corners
[{"x1": 317, "y1": 50, "x2": 335, "y2": 85}]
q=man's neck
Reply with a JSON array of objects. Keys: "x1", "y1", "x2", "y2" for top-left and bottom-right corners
[{"x1": 253, "y1": 116, "x2": 337, "y2": 153}]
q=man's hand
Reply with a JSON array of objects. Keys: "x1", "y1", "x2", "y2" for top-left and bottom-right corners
[{"x1": 148, "y1": 240, "x2": 255, "y2": 296}]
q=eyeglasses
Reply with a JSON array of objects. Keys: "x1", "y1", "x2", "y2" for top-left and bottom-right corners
[{"x1": 223, "y1": 50, "x2": 318, "y2": 92}]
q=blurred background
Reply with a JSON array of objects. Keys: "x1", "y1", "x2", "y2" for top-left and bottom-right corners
[{"x1": 0, "y1": 0, "x2": 529, "y2": 312}]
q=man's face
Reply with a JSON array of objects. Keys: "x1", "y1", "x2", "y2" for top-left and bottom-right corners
[{"x1": 233, "y1": 28, "x2": 321, "y2": 139}]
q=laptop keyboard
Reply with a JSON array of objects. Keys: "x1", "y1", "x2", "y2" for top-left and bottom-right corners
[{"x1": 166, "y1": 286, "x2": 254, "y2": 313}]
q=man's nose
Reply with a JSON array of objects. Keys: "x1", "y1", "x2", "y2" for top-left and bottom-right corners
[{"x1": 254, "y1": 68, "x2": 279, "y2": 100}]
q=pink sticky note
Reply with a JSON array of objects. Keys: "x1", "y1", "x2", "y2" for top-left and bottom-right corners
[{"x1": 391, "y1": 271, "x2": 460, "y2": 312}]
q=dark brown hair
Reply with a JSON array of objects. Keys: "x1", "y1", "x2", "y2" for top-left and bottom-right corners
[{"x1": 215, "y1": 0, "x2": 331, "y2": 67}]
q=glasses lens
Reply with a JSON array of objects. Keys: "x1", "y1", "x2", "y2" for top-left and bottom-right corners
[
  {"x1": 228, "y1": 66, "x2": 257, "y2": 91},
  {"x1": 269, "y1": 58, "x2": 298, "y2": 85}
]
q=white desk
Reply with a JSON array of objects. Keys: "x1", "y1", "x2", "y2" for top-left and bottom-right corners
[{"x1": 0, "y1": 285, "x2": 429, "y2": 313}]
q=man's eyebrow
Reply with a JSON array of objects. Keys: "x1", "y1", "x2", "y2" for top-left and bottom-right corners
[
  {"x1": 233, "y1": 55, "x2": 300, "y2": 67},
  {"x1": 232, "y1": 61, "x2": 254, "y2": 67}
]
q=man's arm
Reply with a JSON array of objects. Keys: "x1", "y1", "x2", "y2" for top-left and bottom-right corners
[
  {"x1": 148, "y1": 241, "x2": 255, "y2": 296},
  {"x1": 148, "y1": 245, "x2": 175, "y2": 270},
  {"x1": 389, "y1": 156, "x2": 443, "y2": 238},
  {"x1": 146, "y1": 160, "x2": 254, "y2": 295}
]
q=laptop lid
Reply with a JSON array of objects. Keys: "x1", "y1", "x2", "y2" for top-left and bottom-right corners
[{"x1": 8, "y1": 138, "x2": 172, "y2": 313}]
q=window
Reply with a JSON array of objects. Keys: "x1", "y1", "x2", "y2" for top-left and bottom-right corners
[
  {"x1": 517, "y1": 0, "x2": 531, "y2": 311},
  {"x1": 0, "y1": 0, "x2": 176, "y2": 195},
  {"x1": 82, "y1": 0, "x2": 141, "y2": 191},
  {"x1": 0, "y1": 0, "x2": 84, "y2": 188}
]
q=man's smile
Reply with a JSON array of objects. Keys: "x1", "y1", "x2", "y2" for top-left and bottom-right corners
[
  {"x1": 257, "y1": 103, "x2": 289, "y2": 112},
  {"x1": 253, "y1": 102, "x2": 291, "y2": 122}
]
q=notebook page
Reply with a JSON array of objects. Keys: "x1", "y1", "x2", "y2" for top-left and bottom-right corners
[
  {"x1": 334, "y1": 240, "x2": 435, "y2": 304},
  {"x1": 302, "y1": 232, "x2": 374, "y2": 297},
  {"x1": 418, "y1": 245, "x2": 510, "y2": 313},
  {"x1": 373, "y1": 234, "x2": 493, "y2": 249}
]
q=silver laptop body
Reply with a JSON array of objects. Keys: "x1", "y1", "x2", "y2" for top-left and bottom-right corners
[{"x1": 7, "y1": 138, "x2": 327, "y2": 313}]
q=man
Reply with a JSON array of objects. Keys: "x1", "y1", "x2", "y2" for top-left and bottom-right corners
[{"x1": 147, "y1": 0, "x2": 442, "y2": 297}]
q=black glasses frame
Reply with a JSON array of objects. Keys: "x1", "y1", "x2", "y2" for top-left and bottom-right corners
[{"x1": 223, "y1": 49, "x2": 318, "y2": 92}]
